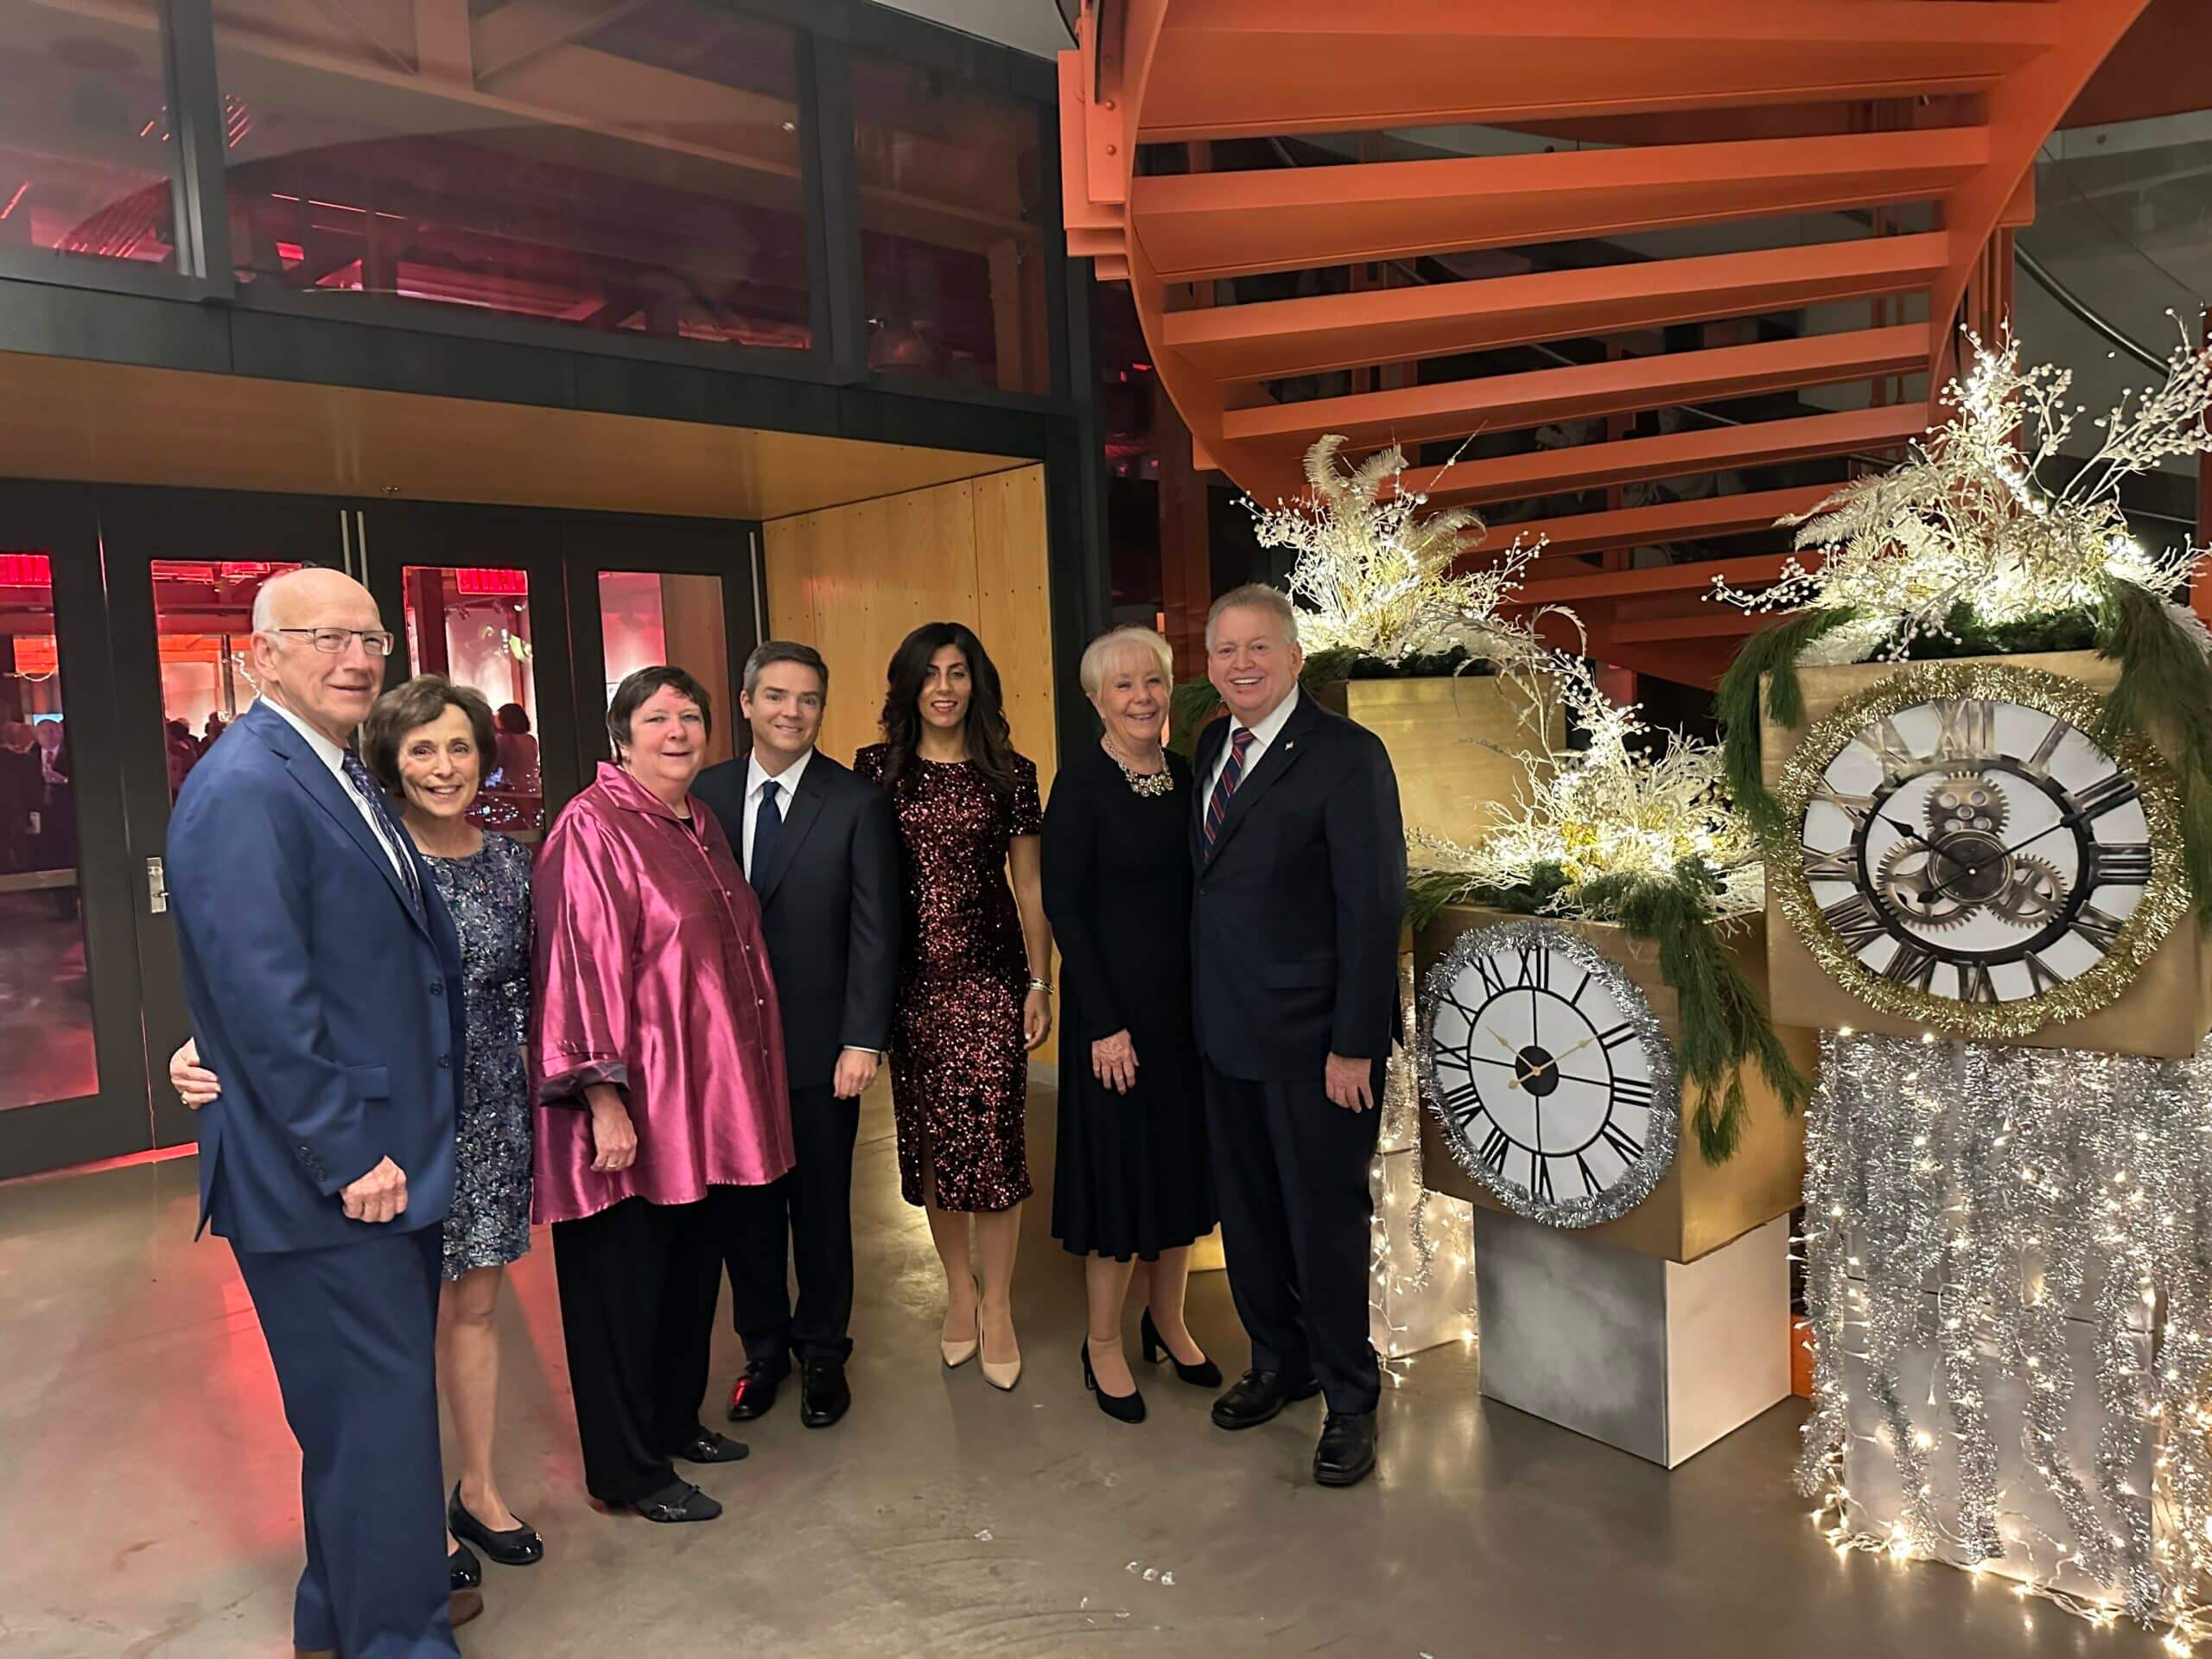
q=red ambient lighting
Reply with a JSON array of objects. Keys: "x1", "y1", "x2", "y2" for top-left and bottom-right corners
[
  {"x1": 0, "y1": 551, "x2": 54, "y2": 585},
  {"x1": 454, "y1": 568, "x2": 529, "y2": 596}
]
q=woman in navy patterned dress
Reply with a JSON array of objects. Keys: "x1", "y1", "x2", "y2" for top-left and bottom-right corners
[{"x1": 172, "y1": 676, "x2": 543, "y2": 1588}]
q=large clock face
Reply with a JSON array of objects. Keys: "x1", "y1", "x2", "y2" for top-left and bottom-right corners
[
  {"x1": 1420, "y1": 921, "x2": 1677, "y2": 1228},
  {"x1": 1780, "y1": 664, "x2": 2183, "y2": 1033}
]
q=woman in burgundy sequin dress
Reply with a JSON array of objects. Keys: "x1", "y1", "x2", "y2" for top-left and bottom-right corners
[{"x1": 856, "y1": 623, "x2": 1052, "y2": 1391}]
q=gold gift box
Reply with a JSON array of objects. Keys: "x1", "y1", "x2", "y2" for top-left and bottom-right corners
[
  {"x1": 1312, "y1": 674, "x2": 1554, "y2": 846},
  {"x1": 1413, "y1": 902, "x2": 1812, "y2": 1265},
  {"x1": 1760, "y1": 650, "x2": 2212, "y2": 1059}
]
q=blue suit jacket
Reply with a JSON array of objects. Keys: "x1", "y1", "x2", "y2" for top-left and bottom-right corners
[{"x1": 168, "y1": 700, "x2": 467, "y2": 1254}]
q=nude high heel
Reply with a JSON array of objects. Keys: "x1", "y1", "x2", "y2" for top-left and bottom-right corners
[
  {"x1": 978, "y1": 1296, "x2": 1021, "y2": 1391},
  {"x1": 941, "y1": 1276, "x2": 980, "y2": 1369}
]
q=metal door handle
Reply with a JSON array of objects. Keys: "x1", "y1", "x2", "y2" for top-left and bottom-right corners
[{"x1": 147, "y1": 855, "x2": 168, "y2": 915}]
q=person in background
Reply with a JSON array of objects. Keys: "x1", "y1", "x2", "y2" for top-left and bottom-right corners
[
  {"x1": 34, "y1": 719, "x2": 75, "y2": 915},
  {"x1": 856, "y1": 623, "x2": 1052, "y2": 1393},
  {"x1": 1189, "y1": 584, "x2": 1404, "y2": 1489},
  {"x1": 493, "y1": 702, "x2": 541, "y2": 796},
  {"x1": 694, "y1": 642, "x2": 899, "y2": 1430},
  {"x1": 532, "y1": 665, "x2": 791, "y2": 1523},
  {"x1": 1043, "y1": 626, "x2": 1218, "y2": 1426},
  {"x1": 174, "y1": 674, "x2": 544, "y2": 1596},
  {"x1": 165, "y1": 717, "x2": 200, "y2": 797},
  {"x1": 0, "y1": 721, "x2": 38, "y2": 874},
  {"x1": 163, "y1": 567, "x2": 474, "y2": 1656},
  {"x1": 202, "y1": 711, "x2": 227, "y2": 750}
]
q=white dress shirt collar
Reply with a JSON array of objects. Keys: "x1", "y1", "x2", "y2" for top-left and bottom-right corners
[
  {"x1": 747, "y1": 745, "x2": 814, "y2": 804},
  {"x1": 1232, "y1": 686, "x2": 1300, "y2": 752},
  {"x1": 264, "y1": 696, "x2": 350, "y2": 779}
]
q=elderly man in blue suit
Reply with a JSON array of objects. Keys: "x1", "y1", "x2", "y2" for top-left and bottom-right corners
[{"x1": 167, "y1": 567, "x2": 473, "y2": 1658}]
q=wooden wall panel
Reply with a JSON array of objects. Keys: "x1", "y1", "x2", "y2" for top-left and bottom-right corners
[{"x1": 761, "y1": 463, "x2": 1059, "y2": 1063}]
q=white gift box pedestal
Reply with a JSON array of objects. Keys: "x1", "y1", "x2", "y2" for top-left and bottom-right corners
[
  {"x1": 1838, "y1": 1277, "x2": 2157, "y2": 1605},
  {"x1": 1474, "y1": 1208, "x2": 1791, "y2": 1467},
  {"x1": 1371, "y1": 1144, "x2": 1477, "y2": 1360}
]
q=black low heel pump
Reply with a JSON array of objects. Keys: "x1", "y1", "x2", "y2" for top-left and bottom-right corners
[
  {"x1": 1141, "y1": 1309, "x2": 1223, "y2": 1389},
  {"x1": 1081, "y1": 1341, "x2": 1147, "y2": 1424}
]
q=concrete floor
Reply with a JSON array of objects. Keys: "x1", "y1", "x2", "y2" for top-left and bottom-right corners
[{"x1": 0, "y1": 1084, "x2": 2156, "y2": 1659}]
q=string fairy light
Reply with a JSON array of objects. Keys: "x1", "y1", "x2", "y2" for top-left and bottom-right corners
[{"x1": 1798, "y1": 1030, "x2": 2212, "y2": 1645}]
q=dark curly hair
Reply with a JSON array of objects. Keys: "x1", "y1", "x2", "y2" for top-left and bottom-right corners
[{"x1": 877, "y1": 622, "x2": 1020, "y2": 802}]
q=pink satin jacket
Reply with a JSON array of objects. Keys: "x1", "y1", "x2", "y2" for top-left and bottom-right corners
[{"x1": 531, "y1": 762, "x2": 793, "y2": 1224}]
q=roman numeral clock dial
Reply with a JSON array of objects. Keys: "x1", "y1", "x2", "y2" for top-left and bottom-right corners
[
  {"x1": 1778, "y1": 664, "x2": 2186, "y2": 1036},
  {"x1": 1419, "y1": 921, "x2": 1680, "y2": 1229}
]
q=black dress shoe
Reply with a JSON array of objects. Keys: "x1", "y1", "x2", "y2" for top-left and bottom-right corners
[
  {"x1": 632, "y1": 1478, "x2": 724, "y2": 1523},
  {"x1": 799, "y1": 1357, "x2": 851, "y2": 1428},
  {"x1": 674, "y1": 1426, "x2": 750, "y2": 1465},
  {"x1": 1211, "y1": 1368, "x2": 1322, "y2": 1431},
  {"x1": 1081, "y1": 1340, "x2": 1147, "y2": 1425},
  {"x1": 447, "y1": 1541, "x2": 481, "y2": 1592},
  {"x1": 449, "y1": 1482, "x2": 544, "y2": 1567},
  {"x1": 728, "y1": 1357, "x2": 785, "y2": 1423},
  {"x1": 1313, "y1": 1410, "x2": 1378, "y2": 1487},
  {"x1": 1141, "y1": 1309, "x2": 1223, "y2": 1389}
]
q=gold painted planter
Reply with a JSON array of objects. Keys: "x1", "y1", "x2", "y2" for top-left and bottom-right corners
[
  {"x1": 1759, "y1": 651, "x2": 2212, "y2": 1058},
  {"x1": 1414, "y1": 902, "x2": 1812, "y2": 1265},
  {"x1": 1312, "y1": 673, "x2": 1554, "y2": 846}
]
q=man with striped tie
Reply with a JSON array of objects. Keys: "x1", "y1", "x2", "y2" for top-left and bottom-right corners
[{"x1": 1189, "y1": 583, "x2": 1404, "y2": 1489}]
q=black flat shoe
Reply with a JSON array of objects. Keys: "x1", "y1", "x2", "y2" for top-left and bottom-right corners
[
  {"x1": 674, "y1": 1426, "x2": 750, "y2": 1465},
  {"x1": 1313, "y1": 1410, "x2": 1378, "y2": 1487},
  {"x1": 1211, "y1": 1368, "x2": 1321, "y2": 1431},
  {"x1": 447, "y1": 1541, "x2": 481, "y2": 1592},
  {"x1": 632, "y1": 1478, "x2": 723, "y2": 1523},
  {"x1": 799, "y1": 1358, "x2": 851, "y2": 1428},
  {"x1": 727, "y1": 1357, "x2": 785, "y2": 1423},
  {"x1": 1081, "y1": 1340, "x2": 1147, "y2": 1425},
  {"x1": 449, "y1": 1483, "x2": 544, "y2": 1567},
  {"x1": 1141, "y1": 1309, "x2": 1223, "y2": 1389}
]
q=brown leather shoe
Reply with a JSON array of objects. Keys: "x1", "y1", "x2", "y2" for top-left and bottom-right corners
[{"x1": 449, "y1": 1586, "x2": 485, "y2": 1630}]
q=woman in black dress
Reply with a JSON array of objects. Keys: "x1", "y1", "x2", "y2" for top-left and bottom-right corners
[
  {"x1": 857, "y1": 623, "x2": 1052, "y2": 1393},
  {"x1": 1044, "y1": 626, "x2": 1217, "y2": 1424}
]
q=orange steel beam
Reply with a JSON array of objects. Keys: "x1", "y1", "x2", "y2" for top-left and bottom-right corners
[
  {"x1": 1162, "y1": 235, "x2": 1948, "y2": 385},
  {"x1": 1478, "y1": 488, "x2": 1834, "y2": 566},
  {"x1": 1131, "y1": 127, "x2": 1987, "y2": 283},
  {"x1": 1412, "y1": 404, "x2": 1928, "y2": 508},
  {"x1": 1139, "y1": 3, "x2": 2064, "y2": 142},
  {"x1": 1221, "y1": 324, "x2": 1927, "y2": 451}
]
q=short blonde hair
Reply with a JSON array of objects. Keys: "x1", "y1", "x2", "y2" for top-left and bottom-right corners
[
  {"x1": 1078, "y1": 626, "x2": 1174, "y2": 696},
  {"x1": 1205, "y1": 583, "x2": 1299, "y2": 651}
]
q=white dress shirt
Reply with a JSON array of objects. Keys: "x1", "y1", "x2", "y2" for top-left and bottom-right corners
[
  {"x1": 1205, "y1": 686, "x2": 1301, "y2": 799},
  {"x1": 741, "y1": 746, "x2": 814, "y2": 879},
  {"x1": 264, "y1": 697, "x2": 410, "y2": 886}
]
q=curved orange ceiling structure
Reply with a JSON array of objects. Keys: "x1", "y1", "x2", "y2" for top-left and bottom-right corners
[{"x1": 1060, "y1": 0, "x2": 2150, "y2": 684}]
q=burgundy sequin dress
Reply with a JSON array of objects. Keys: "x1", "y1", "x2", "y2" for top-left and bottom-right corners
[{"x1": 855, "y1": 744, "x2": 1043, "y2": 1213}]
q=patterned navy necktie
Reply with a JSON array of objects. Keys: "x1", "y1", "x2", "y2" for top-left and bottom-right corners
[
  {"x1": 340, "y1": 750, "x2": 425, "y2": 920},
  {"x1": 1204, "y1": 727, "x2": 1256, "y2": 855}
]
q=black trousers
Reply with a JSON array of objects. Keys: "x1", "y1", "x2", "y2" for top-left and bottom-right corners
[
  {"x1": 550, "y1": 1194, "x2": 726, "y2": 1505},
  {"x1": 724, "y1": 1084, "x2": 860, "y2": 1367},
  {"x1": 232, "y1": 1224, "x2": 454, "y2": 1658},
  {"x1": 1203, "y1": 1058, "x2": 1383, "y2": 1415}
]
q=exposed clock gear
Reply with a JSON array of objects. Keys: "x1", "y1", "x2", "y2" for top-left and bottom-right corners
[
  {"x1": 1876, "y1": 840, "x2": 1973, "y2": 929},
  {"x1": 1925, "y1": 771, "x2": 2010, "y2": 838},
  {"x1": 1990, "y1": 854, "x2": 2067, "y2": 928}
]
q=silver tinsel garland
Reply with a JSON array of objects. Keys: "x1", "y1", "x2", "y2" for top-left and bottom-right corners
[{"x1": 1797, "y1": 1030, "x2": 2212, "y2": 1641}]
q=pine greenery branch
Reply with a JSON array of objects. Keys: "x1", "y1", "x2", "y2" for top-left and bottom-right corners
[
  {"x1": 1403, "y1": 861, "x2": 1572, "y2": 932},
  {"x1": 1576, "y1": 861, "x2": 1810, "y2": 1165},
  {"x1": 1717, "y1": 607, "x2": 1863, "y2": 844},
  {"x1": 2095, "y1": 577, "x2": 2212, "y2": 930}
]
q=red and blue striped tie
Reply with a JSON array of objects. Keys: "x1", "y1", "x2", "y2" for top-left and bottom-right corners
[{"x1": 1204, "y1": 727, "x2": 1256, "y2": 854}]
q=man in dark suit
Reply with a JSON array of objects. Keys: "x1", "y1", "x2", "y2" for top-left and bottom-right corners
[
  {"x1": 166, "y1": 568, "x2": 473, "y2": 1656},
  {"x1": 1190, "y1": 583, "x2": 1405, "y2": 1488},
  {"x1": 695, "y1": 640, "x2": 899, "y2": 1429}
]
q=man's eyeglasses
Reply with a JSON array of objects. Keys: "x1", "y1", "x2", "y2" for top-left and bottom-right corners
[{"x1": 270, "y1": 627, "x2": 397, "y2": 658}]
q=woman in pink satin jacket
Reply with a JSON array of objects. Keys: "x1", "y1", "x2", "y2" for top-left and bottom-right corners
[{"x1": 531, "y1": 664, "x2": 792, "y2": 1525}]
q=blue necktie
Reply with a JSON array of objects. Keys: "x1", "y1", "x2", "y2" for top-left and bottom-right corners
[
  {"x1": 340, "y1": 750, "x2": 425, "y2": 920},
  {"x1": 751, "y1": 779, "x2": 783, "y2": 897}
]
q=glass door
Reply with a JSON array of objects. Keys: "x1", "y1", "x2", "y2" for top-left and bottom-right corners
[
  {"x1": 95, "y1": 487, "x2": 353, "y2": 1158},
  {"x1": 360, "y1": 505, "x2": 578, "y2": 841},
  {"x1": 0, "y1": 482, "x2": 150, "y2": 1178},
  {"x1": 559, "y1": 515, "x2": 762, "y2": 778}
]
